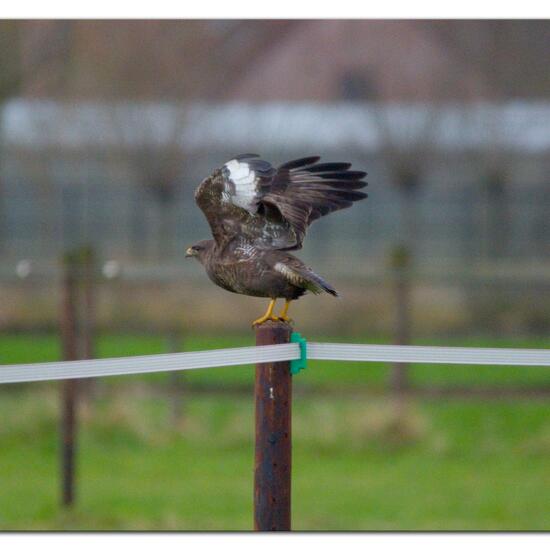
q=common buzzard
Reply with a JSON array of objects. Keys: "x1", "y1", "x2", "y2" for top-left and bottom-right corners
[{"x1": 186, "y1": 154, "x2": 367, "y2": 325}]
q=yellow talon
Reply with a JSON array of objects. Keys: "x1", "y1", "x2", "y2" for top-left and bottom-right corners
[
  {"x1": 252, "y1": 299, "x2": 279, "y2": 327},
  {"x1": 276, "y1": 299, "x2": 293, "y2": 323}
]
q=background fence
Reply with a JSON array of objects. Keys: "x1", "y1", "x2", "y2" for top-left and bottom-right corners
[{"x1": 2, "y1": 99, "x2": 550, "y2": 337}]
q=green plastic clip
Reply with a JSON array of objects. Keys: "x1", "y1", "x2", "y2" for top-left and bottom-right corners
[{"x1": 290, "y1": 332, "x2": 307, "y2": 375}]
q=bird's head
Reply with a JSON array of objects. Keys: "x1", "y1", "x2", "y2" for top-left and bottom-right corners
[{"x1": 185, "y1": 239, "x2": 214, "y2": 264}]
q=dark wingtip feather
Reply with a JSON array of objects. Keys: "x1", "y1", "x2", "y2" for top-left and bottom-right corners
[
  {"x1": 279, "y1": 156, "x2": 321, "y2": 171},
  {"x1": 321, "y1": 189, "x2": 368, "y2": 201},
  {"x1": 350, "y1": 190, "x2": 368, "y2": 201},
  {"x1": 321, "y1": 180, "x2": 367, "y2": 190},
  {"x1": 317, "y1": 170, "x2": 367, "y2": 180},
  {"x1": 305, "y1": 162, "x2": 352, "y2": 173},
  {"x1": 233, "y1": 153, "x2": 260, "y2": 161}
]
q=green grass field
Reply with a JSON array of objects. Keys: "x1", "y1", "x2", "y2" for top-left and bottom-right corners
[{"x1": 0, "y1": 333, "x2": 549, "y2": 530}]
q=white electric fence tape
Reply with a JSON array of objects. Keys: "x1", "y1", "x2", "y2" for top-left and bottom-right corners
[
  {"x1": 307, "y1": 343, "x2": 550, "y2": 367},
  {"x1": 0, "y1": 344, "x2": 299, "y2": 384},
  {"x1": 1, "y1": 342, "x2": 549, "y2": 385}
]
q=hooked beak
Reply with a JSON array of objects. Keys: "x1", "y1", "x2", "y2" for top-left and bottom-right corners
[{"x1": 185, "y1": 247, "x2": 195, "y2": 258}]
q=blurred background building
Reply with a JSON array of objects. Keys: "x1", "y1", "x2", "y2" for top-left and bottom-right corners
[{"x1": 1, "y1": 19, "x2": 549, "y2": 336}]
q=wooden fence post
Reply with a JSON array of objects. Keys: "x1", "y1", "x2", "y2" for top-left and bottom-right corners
[
  {"x1": 59, "y1": 251, "x2": 79, "y2": 507},
  {"x1": 80, "y1": 245, "x2": 97, "y2": 402},
  {"x1": 254, "y1": 320, "x2": 292, "y2": 531},
  {"x1": 81, "y1": 245, "x2": 96, "y2": 361}
]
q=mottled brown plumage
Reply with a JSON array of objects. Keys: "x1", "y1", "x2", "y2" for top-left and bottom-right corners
[{"x1": 186, "y1": 154, "x2": 367, "y2": 324}]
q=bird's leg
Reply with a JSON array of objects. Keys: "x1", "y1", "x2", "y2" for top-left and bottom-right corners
[
  {"x1": 277, "y1": 299, "x2": 293, "y2": 324},
  {"x1": 252, "y1": 299, "x2": 279, "y2": 326}
]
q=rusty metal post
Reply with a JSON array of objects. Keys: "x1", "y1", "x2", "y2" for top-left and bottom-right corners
[
  {"x1": 59, "y1": 252, "x2": 79, "y2": 507},
  {"x1": 254, "y1": 320, "x2": 292, "y2": 531}
]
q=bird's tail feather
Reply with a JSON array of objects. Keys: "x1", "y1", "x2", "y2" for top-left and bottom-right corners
[
  {"x1": 296, "y1": 266, "x2": 339, "y2": 297},
  {"x1": 273, "y1": 257, "x2": 339, "y2": 297}
]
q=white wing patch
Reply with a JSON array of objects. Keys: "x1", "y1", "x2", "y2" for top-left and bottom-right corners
[{"x1": 224, "y1": 159, "x2": 258, "y2": 212}]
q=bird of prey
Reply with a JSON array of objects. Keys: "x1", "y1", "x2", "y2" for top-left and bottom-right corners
[{"x1": 186, "y1": 154, "x2": 367, "y2": 326}]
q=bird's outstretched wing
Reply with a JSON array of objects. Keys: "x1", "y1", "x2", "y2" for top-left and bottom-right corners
[
  {"x1": 194, "y1": 154, "x2": 367, "y2": 250},
  {"x1": 263, "y1": 156, "x2": 368, "y2": 249}
]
